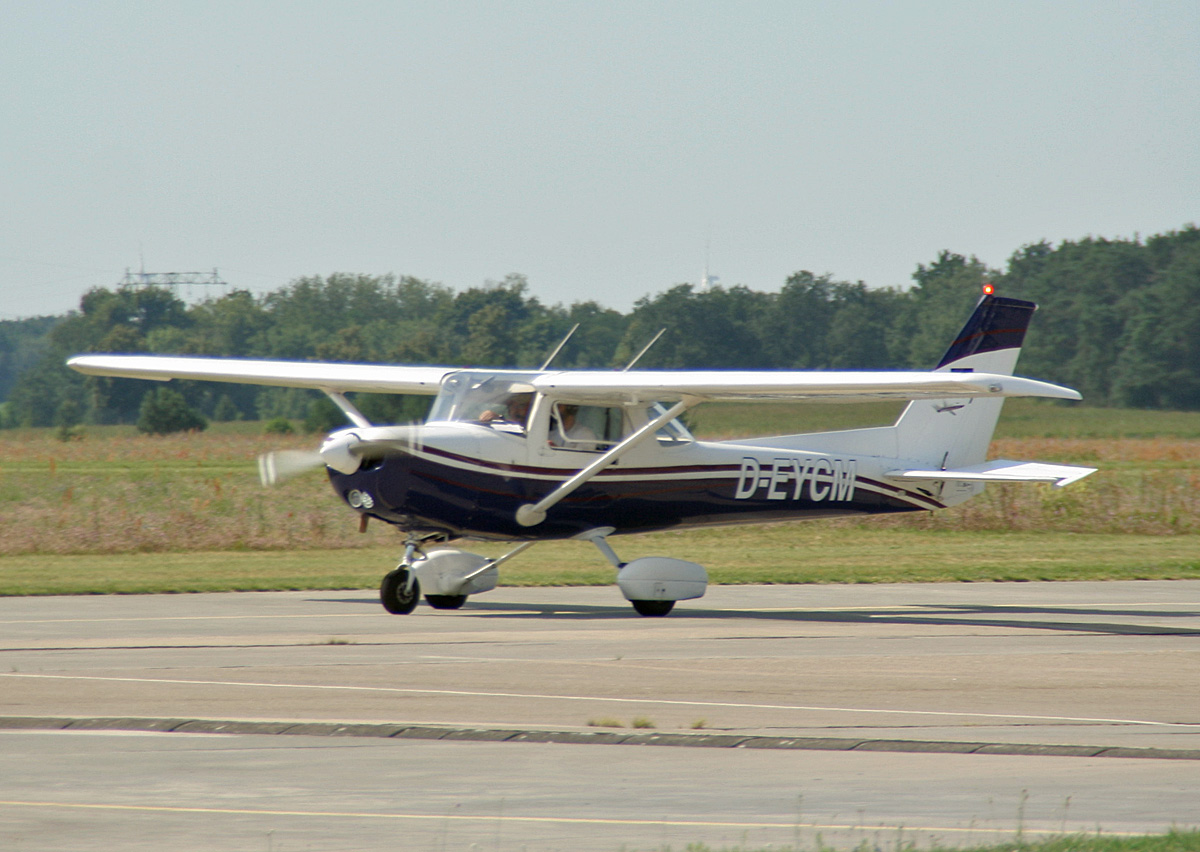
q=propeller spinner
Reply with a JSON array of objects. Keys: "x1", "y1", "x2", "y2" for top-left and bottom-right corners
[{"x1": 257, "y1": 425, "x2": 422, "y2": 486}]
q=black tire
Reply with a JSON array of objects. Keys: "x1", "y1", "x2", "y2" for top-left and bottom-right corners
[
  {"x1": 380, "y1": 569, "x2": 420, "y2": 615},
  {"x1": 630, "y1": 599, "x2": 674, "y2": 617},
  {"x1": 425, "y1": 594, "x2": 467, "y2": 610}
]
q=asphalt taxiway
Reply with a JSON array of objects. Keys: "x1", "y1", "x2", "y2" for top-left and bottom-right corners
[{"x1": 2, "y1": 581, "x2": 1200, "y2": 850}]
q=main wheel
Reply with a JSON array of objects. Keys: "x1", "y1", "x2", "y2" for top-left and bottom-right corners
[
  {"x1": 380, "y1": 568, "x2": 420, "y2": 615},
  {"x1": 630, "y1": 599, "x2": 674, "y2": 617},
  {"x1": 424, "y1": 594, "x2": 467, "y2": 610}
]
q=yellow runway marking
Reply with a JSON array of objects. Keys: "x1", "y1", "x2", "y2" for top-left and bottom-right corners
[
  {"x1": 715, "y1": 602, "x2": 1200, "y2": 613},
  {"x1": 0, "y1": 613, "x2": 378, "y2": 626},
  {"x1": 4, "y1": 599, "x2": 1198, "y2": 625},
  {"x1": 4, "y1": 672, "x2": 1197, "y2": 729},
  {"x1": 0, "y1": 799, "x2": 1127, "y2": 835}
]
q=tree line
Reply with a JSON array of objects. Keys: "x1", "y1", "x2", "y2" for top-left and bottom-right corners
[{"x1": 2, "y1": 226, "x2": 1198, "y2": 430}]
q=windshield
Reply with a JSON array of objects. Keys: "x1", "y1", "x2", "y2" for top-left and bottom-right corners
[{"x1": 427, "y1": 371, "x2": 540, "y2": 427}]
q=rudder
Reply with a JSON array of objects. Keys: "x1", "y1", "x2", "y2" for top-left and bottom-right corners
[{"x1": 895, "y1": 294, "x2": 1037, "y2": 469}]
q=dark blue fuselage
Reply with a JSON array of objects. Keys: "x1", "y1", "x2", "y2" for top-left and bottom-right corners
[{"x1": 328, "y1": 449, "x2": 927, "y2": 542}]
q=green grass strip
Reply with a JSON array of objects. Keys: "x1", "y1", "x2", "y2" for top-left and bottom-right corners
[{"x1": 2, "y1": 528, "x2": 1197, "y2": 596}]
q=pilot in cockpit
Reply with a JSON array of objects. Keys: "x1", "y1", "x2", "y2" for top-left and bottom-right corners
[{"x1": 479, "y1": 392, "x2": 532, "y2": 429}]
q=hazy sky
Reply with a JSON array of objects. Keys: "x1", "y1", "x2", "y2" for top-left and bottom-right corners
[{"x1": 3, "y1": 1, "x2": 1198, "y2": 320}]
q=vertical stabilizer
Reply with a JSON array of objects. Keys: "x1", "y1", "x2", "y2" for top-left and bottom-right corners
[
  {"x1": 894, "y1": 295, "x2": 1037, "y2": 469},
  {"x1": 934, "y1": 295, "x2": 1037, "y2": 373}
]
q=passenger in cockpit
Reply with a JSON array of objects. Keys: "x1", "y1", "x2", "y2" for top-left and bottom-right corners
[{"x1": 549, "y1": 403, "x2": 599, "y2": 449}]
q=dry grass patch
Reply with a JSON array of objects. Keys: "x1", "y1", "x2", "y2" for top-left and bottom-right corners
[{"x1": 2, "y1": 421, "x2": 1198, "y2": 579}]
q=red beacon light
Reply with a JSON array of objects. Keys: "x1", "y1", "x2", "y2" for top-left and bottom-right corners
[{"x1": 982, "y1": 282, "x2": 995, "y2": 295}]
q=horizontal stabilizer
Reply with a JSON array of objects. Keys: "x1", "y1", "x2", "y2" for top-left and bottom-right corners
[{"x1": 886, "y1": 459, "x2": 1097, "y2": 489}]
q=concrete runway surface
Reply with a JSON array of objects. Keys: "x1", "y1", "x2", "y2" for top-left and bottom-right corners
[{"x1": 2, "y1": 580, "x2": 1200, "y2": 851}]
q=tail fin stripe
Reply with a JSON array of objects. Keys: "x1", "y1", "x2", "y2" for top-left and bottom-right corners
[
  {"x1": 935, "y1": 296, "x2": 1036, "y2": 369},
  {"x1": 943, "y1": 326, "x2": 1030, "y2": 351}
]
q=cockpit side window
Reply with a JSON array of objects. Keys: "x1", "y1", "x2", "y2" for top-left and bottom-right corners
[
  {"x1": 548, "y1": 402, "x2": 625, "y2": 452},
  {"x1": 650, "y1": 402, "x2": 694, "y2": 445}
]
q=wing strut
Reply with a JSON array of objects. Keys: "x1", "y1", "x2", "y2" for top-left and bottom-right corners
[
  {"x1": 515, "y1": 399, "x2": 693, "y2": 527},
  {"x1": 324, "y1": 391, "x2": 372, "y2": 428}
]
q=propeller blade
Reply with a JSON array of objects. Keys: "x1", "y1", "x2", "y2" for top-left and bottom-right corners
[
  {"x1": 259, "y1": 424, "x2": 427, "y2": 486},
  {"x1": 320, "y1": 424, "x2": 424, "y2": 472},
  {"x1": 258, "y1": 449, "x2": 325, "y2": 486}
]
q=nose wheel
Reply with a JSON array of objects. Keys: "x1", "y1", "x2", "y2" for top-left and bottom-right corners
[
  {"x1": 380, "y1": 536, "x2": 427, "y2": 615},
  {"x1": 380, "y1": 567, "x2": 420, "y2": 614}
]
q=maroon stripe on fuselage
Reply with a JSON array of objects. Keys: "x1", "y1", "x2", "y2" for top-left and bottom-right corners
[
  {"x1": 415, "y1": 446, "x2": 945, "y2": 510},
  {"x1": 420, "y1": 444, "x2": 742, "y2": 478}
]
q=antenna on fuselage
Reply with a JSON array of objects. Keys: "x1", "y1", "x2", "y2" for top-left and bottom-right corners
[
  {"x1": 622, "y1": 328, "x2": 667, "y2": 371},
  {"x1": 539, "y1": 323, "x2": 580, "y2": 370}
]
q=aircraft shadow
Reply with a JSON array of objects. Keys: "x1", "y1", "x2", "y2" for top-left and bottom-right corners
[{"x1": 318, "y1": 596, "x2": 1200, "y2": 635}]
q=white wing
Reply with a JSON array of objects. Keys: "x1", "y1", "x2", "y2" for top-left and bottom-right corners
[
  {"x1": 533, "y1": 369, "x2": 1082, "y2": 404},
  {"x1": 67, "y1": 356, "x2": 1082, "y2": 403},
  {"x1": 67, "y1": 355, "x2": 451, "y2": 395}
]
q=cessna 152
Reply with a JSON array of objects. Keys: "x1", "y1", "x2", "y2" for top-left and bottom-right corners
[{"x1": 69, "y1": 291, "x2": 1095, "y2": 617}]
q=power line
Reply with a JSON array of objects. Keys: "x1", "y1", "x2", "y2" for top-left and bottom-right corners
[{"x1": 119, "y1": 267, "x2": 228, "y2": 300}]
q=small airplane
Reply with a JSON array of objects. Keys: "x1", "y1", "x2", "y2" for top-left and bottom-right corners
[{"x1": 69, "y1": 290, "x2": 1096, "y2": 617}]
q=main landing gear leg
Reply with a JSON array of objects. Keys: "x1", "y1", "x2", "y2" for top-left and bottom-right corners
[
  {"x1": 380, "y1": 537, "x2": 424, "y2": 615},
  {"x1": 578, "y1": 529, "x2": 708, "y2": 618},
  {"x1": 581, "y1": 530, "x2": 674, "y2": 618}
]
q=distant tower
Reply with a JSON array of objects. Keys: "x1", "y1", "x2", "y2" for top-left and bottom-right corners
[
  {"x1": 700, "y1": 240, "x2": 720, "y2": 291},
  {"x1": 120, "y1": 266, "x2": 228, "y2": 301}
]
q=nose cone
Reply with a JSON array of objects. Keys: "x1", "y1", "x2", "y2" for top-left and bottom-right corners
[{"x1": 320, "y1": 429, "x2": 363, "y2": 474}]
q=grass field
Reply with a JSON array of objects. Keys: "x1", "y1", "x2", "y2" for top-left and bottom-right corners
[
  {"x1": 0, "y1": 399, "x2": 1197, "y2": 595},
  {"x1": 1, "y1": 528, "x2": 1195, "y2": 596}
]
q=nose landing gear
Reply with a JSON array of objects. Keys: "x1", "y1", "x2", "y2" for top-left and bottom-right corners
[
  {"x1": 380, "y1": 566, "x2": 420, "y2": 614},
  {"x1": 380, "y1": 537, "x2": 425, "y2": 614},
  {"x1": 378, "y1": 535, "x2": 532, "y2": 614}
]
